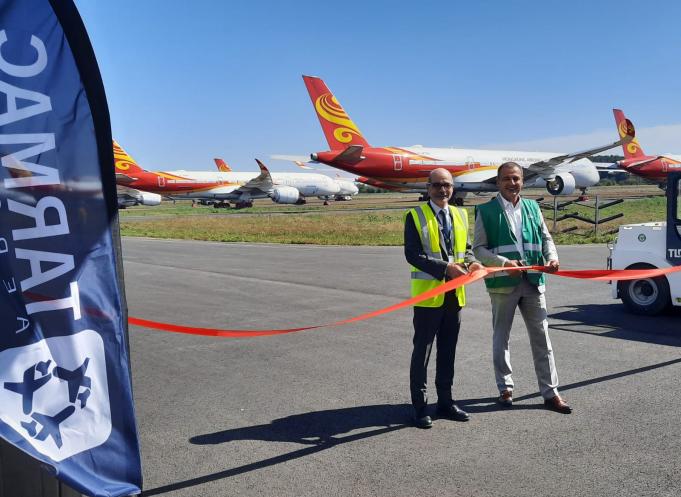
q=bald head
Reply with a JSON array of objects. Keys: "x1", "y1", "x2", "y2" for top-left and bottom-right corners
[
  {"x1": 427, "y1": 168, "x2": 454, "y2": 208},
  {"x1": 429, "y1": 168, "x2": 453, "y2": 184}
]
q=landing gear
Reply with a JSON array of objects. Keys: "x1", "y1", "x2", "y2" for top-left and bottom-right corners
[
  {"x1": 235, "y1": 200, "x2": 253, "y2": 209},
  {"x1": 577, "y1": 188, "x2": 589, "y2": 202},
  {"x1": 454, "y1": 197, "x2": 464, "y2": 206},
  {"x1": 323, "y1": 200, "x2": 329, "y2": 206},
  {"x1": 214, "y1": 201, "x2": 231, "y2": 209},
  {"x1": 295, "y1": 198, "x2": 307, "y2": 205}
]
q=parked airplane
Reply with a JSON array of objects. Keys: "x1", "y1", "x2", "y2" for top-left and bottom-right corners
[
  {"x1": 222, "y1": 158, "x2": 358, "y2": 202},
  {"x1": 612, "y1": 109, "x2": 681, "y2": 186},
  {"x1": 113, "y1": 141, "x2": 340, "y2": 208},
  {"x1": 301, "y1": 75, "x2": 634, "y2": 204},
  {"x1": 290, "y1": 161, "x2": 359, "y2": 200},
  {"x1": 210, "y1": 157, "x2": 351, "y2": 205},
  {"x1": 301, "y1": 166, "x2": 359, "y2": 201}
]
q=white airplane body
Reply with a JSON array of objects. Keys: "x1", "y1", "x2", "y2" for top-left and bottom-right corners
[
  {"x1": 393, "y1": 145, "x2": 601, "y2": 191},
  {"x1": 164, "y1": 169, "x2": 341, "y2": 200}
]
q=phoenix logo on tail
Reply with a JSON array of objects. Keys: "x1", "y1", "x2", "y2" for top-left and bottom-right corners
[
  {"x1": 614, "y1": 109, "x2": 644, "y2": 158},
  {"x1": 304, "y1": 76, "x2": 370, "y2": 150},
  {"x1": 113, "y1": 140, "x2": 144, "y2": 173}
]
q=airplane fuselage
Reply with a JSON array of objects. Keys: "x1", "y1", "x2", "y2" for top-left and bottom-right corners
[
  {"x1": 618, "y1": 156, "x2": 681, "y2": 182},
  {"x1": 313, "y1": 145, "x2": 600, "y2": 192},
  {"x1": 119, "y1": 170, "x2": 340, "y2": 200}
]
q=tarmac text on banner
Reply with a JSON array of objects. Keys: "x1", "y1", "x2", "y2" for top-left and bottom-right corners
[{"x1": 0, "y1": 1, "x2": 141, "y2": 496}]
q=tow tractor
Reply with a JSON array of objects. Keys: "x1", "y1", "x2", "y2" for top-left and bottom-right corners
[{"x1": 607, "y1": 172, "x2": 681, "y2": 315}]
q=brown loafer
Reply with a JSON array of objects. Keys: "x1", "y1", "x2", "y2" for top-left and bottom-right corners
[
  {"x1": 498, "y1": 389, "x2": 513, "y2": 407},
  {"x1": 544, "y1": 394, "x2": 572, "y2": 414}
]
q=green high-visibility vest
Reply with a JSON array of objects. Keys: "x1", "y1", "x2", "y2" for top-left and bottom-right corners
[
  {"x1": 476, "y1": 196, "x2": 546, "y2": 289},
  {"x1": 405, "y1": 204, "x2": 468, "y2": 307}
]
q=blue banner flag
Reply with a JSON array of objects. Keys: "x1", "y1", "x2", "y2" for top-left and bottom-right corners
[{"x1": 0, "y1": 1, "x2": 141, "y2": 496}]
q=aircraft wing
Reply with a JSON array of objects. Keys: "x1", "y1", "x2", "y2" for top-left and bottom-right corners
[
  {"x1": 115, "y1": 172, "x2": 138, "y2": 184},
  {"x1": 237, "y1": 159, "x2": 274, "y2": 194},
  {"x1": 524, "y1": 120, "x2": 635, "y2": 181},
  {"x1": 624, "y1": 156, "x2": 665, "y2": 170},
  {"x1": 271, "y1": 154, "x2": 312, "y2": 162},
  {"x1": 594, "y1": 162, "x2": 623, "y2": 173}
]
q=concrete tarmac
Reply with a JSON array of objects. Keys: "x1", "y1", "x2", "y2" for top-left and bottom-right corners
[{"x1": 122, "y1": 238, "x2": 681, "y2": 497}]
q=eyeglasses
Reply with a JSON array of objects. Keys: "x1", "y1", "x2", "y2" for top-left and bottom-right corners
[{"x1": 428, "y1": 182, "x2": 453, "y2": 189}]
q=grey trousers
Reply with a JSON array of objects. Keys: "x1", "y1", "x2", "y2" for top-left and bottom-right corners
[{"x1": 489, "y1": 279, "x2": 559, "y2": 399}]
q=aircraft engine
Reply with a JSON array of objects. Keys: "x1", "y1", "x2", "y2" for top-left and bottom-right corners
[
  {"x1": 545, "y1": 173, "x2": 576, "y2": 196},
  {"x1": 117, "y1": 191, "x2": 162, "y2": 208},
  {"x1": 271, "y1": 186, "x2": 301, "y2": 204},
  {"x1": 139, "y1": 191, "x2": 162, "y2": 206}
]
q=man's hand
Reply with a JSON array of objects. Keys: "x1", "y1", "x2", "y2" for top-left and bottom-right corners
[
  {"x1": 467, "y1": 262, "x2": 484, "y2": 272},
  {"x1": 503, "y1": 259, "x2": 525, "y2": 277},
  {"x1": 545, "y1": 259, "x2": 560, "y2": 273},
  {"x1": 445, "y1": 263, "x2": 468, "y2": 279}
]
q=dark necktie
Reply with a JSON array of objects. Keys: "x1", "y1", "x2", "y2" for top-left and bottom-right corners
[{"x1": 438, "y1": 210, "x2": 452, "y2": 253}]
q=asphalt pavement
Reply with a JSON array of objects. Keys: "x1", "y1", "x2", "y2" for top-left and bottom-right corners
[{"x1": 122, "y1": 238, "x2": 681, "y2": 497}]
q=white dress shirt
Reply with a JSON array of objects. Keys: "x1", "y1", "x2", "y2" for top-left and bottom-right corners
[
  {"x1": 428, "y1": 200, "x2": 449, "y2": 226},
  {"x1": 498, "y1": 195, "x2": 524, "y2": 260}
]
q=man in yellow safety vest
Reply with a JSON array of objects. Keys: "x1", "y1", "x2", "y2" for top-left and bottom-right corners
[{"x1": 404, "y1": 168, "x2": 483, "y2": 429}]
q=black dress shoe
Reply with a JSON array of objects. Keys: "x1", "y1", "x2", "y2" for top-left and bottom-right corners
[
  {"x1": 436, "y1": 403, "x2": 470, "y2": 422},
  {"x1": 413, "y1": 414, "x2": 433, "y2": 429}
]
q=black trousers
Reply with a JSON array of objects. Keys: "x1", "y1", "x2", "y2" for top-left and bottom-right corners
[{"x1": 410, "y1": 291, "x2": 462, "y2": 412}]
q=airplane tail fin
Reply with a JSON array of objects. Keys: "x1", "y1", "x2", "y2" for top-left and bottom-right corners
[
  {"x1": 214, "y1": 158, "x2": 232, "y2": 172},
  {"x1": 613, "y1": 109, "x2": 645, "y2": 159},
  {"x1": 113, "y1": 140, "x2": 146, "y2": 173},
  {"x1": 302, "y1": 75, "x2": 371, "y2": 150}
]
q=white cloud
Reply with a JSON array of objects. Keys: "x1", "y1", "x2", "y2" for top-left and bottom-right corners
[{"x1": 481, "y1": 123, "x2": 681, "y2": 156}]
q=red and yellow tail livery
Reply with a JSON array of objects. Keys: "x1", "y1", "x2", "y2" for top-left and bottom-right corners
[
  {"x1": 303, "y1": 75, "x2": 370, "y2": 150},
  {"x1": 614, "y1": 109, "x2": 644, "y2": 159},
  {"x1": 113, "y1": 140, "x2": 145, "y2": 174}
]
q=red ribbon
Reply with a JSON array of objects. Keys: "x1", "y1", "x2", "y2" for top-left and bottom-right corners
[{"x1": 128, "y1": 265, "x2": 681, "y2": 338}]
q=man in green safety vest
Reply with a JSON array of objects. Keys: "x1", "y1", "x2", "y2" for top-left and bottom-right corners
[
  {"x1": 473, "y1": 162, "x2": 571, "y2": 414},
  {"x1": 404, "y1": 168, "x2": 483, "y2": 429}
]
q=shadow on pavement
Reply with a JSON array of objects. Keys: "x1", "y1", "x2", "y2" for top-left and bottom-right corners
[
  {"x1": 460, "y1": 357, "x2": 681, "y2": 411},
  {"x1": 142, "y1": 404, "x2": 409, "y2": 496},
  {"x1": 549, "y1": 303, "x2": 681, "y2": 347},
  {"x1": 142, "y1": 356, "x2": 681, "y2": 495}
]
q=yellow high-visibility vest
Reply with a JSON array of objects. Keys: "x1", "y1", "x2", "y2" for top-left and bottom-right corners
[{"x1": 405, "y1": 204, "x2": 468, "y2": 307}]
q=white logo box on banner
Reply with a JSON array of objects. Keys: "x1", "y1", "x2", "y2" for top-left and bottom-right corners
[{"x1": 0, "y1": 329, "x2": 111, "y2": 461}]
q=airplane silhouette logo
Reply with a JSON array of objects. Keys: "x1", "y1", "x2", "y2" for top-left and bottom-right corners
[
  {"x1": 0, "y1": 330, "x2": 112, "y2": 461},
  {"x1": 4, "y1": 360, "x2": 53, "y2": 415},
  {"x1": 4, "y1": 358, "x2": 92, "y2": 449}
]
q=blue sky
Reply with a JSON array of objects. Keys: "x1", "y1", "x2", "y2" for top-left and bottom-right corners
[{"x1": 74, "y1": 1, "x2": 681, "y2": 172}]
